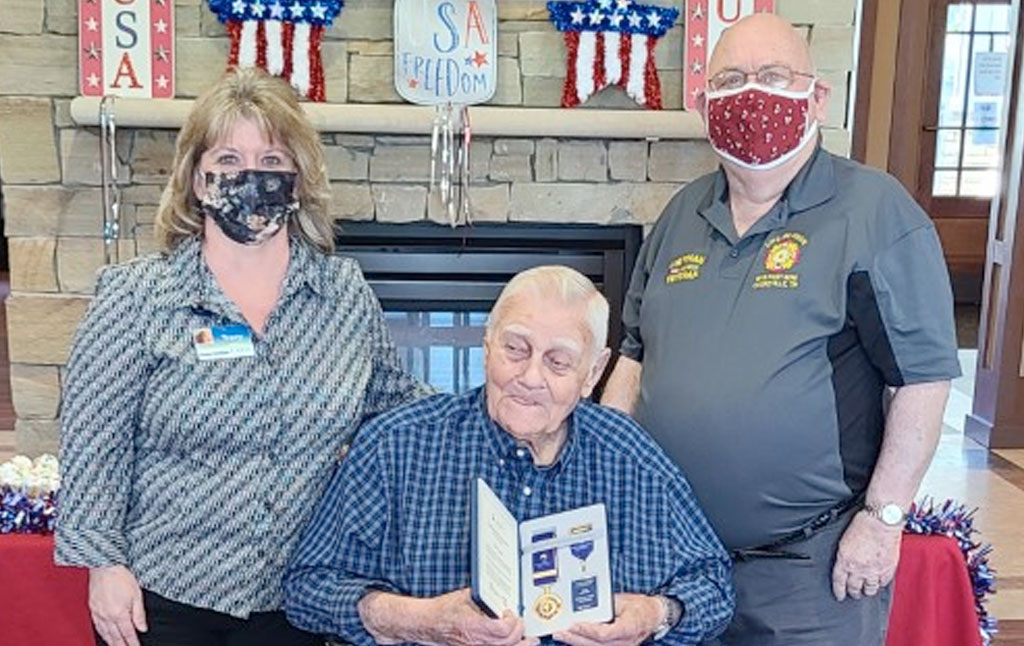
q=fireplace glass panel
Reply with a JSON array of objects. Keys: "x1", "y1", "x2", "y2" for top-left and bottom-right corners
[{"x1": 385, "y1": 310, "x2": 488, "y2": 394}]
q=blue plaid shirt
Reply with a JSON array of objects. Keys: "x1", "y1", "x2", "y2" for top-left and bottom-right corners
[{"x1": 284, "y1": 388, "x2": 734, "y2": 645}]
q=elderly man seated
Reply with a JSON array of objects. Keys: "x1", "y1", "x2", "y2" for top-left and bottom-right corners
[{"x1": 283, "y1": 266, "x2": 734, "y2": 646}]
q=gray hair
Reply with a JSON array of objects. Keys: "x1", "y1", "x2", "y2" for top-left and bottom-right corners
[{"x1": 486, "y1": 265, "x2": 609, "y2": 354}]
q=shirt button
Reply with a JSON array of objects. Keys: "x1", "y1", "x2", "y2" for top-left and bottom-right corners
[
  {"x1": 516, "y1": 449, "x2": 526, "y2": 458},
  {"x1": 499, "y1": 459, "x2": 506, "y2": 466},
  {"x1": 729, "y1": 249, "x2": 739, "y2": 258},
  {"x1": 523, "y1": 486, "x2": 532, "y2": 496}
]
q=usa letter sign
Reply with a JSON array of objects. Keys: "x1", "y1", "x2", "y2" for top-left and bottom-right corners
[
  {"x1": 79, "y1": 0, "x2": 175, "y2": 98},
  {"x1": 684, "y1": 0, "x2": 773, "y2": 110},
  {"x1": 394, "y1": 0, "x2": 497, "y2": 106}
]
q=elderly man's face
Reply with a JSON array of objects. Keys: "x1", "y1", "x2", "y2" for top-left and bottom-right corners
[{"x1": 484, "y1": 293, "x2": 608, "y2": 446}]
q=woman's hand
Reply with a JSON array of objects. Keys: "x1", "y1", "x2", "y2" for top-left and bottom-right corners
[{"x1": 89, "y1": 565, "x2": 148, "y2": 646}]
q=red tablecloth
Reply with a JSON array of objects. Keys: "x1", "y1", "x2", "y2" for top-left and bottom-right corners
[
  {"x1": 0, "y1": 533, "x2": 984, "y2": 646},
  {"x1": 886, "y1": 533, "x2": 983, "y2": 646},
  {"x1": 0, "y1": 534, "x2": 95, "y2": 646}
]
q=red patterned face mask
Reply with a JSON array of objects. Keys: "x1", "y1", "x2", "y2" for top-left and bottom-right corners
[{"x1": 705, "y1": 82, "x2": 818, "y2": 170}]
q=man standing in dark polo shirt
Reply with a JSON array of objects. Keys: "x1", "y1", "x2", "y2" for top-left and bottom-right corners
[{"x1": 602, "y1": 13, "x2": 960, "y2": 646}]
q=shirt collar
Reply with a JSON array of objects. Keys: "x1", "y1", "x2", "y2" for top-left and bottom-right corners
[
  {"x1": 697, "y1": 144, "x2": 836, "y2": 243},
  {"x1": 153, "y1": 235, "x2": 339, "y2": 313},
  {"x1": 475, "y1": 387, "x2": 580, "y2": 474}
]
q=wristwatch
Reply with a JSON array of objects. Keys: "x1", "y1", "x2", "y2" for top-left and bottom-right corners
[
  {"x1": 863, "y1": 501, "x2": 907, "y2": 528},
  {"x1": 651, "y1": 596, "x2": 683, "y2": 641}
]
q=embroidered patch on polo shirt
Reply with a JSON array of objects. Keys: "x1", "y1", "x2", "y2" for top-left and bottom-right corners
[
  {"x1": 666, "y1": 253, "x2": 707, "y2": 284},
  {"x1": 753, "y1": 232, "x2": 808, "y2": 290}
]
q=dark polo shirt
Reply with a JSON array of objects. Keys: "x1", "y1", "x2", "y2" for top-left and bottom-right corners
[{"x1": 621, "y1": 146, "x2": 961, "y2": 550}]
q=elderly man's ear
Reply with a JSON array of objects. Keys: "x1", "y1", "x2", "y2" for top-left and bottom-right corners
[{"x1": 581, "y1": 348, "x2": 613, "y2": 398}]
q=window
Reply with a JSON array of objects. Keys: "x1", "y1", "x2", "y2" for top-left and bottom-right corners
[{"x1": 933, "y1": 3, "x2": 1012, "y2": 198}]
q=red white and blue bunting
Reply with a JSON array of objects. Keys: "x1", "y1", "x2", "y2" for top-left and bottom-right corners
[
  {"x1": 546, "y1": 0, "x2": 679, "y2": 109},
  {"x1": 905, "y1": 499, "x2": 998, "y2": 645},
  {"x1": 207, "y1": 0, "x2": 344, "y2": 100}
]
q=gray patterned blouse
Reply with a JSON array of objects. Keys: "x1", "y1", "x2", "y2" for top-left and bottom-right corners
[{"x1": 55, "y1": 236, "x2": 428, "y2": 618}]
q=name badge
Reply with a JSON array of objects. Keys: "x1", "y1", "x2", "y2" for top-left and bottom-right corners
[{"x1": 192, "y1": 324, "x2": 256, "y2": 361}]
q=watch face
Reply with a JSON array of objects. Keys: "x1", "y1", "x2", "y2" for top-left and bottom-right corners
[{"x1": 880, "y1": 504, "x2": 904, "y2": 526}]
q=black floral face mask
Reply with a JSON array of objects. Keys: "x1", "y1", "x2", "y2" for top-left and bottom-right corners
[{"x1": 199, "y1": 170, "x2": 300, "y2": 245}]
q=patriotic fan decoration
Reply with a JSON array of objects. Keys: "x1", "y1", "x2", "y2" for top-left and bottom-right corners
[
  {"x1": 547, "y1": 0, "x2": 679, "y2": 109},
  {"x1": 207, "y1": 0, "x2": 343, "y2": 101}
]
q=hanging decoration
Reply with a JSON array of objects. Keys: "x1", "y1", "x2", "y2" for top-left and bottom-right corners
[
  {"x1": 394, "y1": 0, "x2": 497, "y2": 227},
  {"x1": 79, "y1": 0, "x2": 175, "y2": 98},
  {"x1": 546, "y1": 0, "x2": 679, "y2": 109},
  {"x1": 206, "y1": 0, "x2": 344, "y2": 101},
  {"x1": 683, "y1": 0, "x2": 774, "y2": 110}
]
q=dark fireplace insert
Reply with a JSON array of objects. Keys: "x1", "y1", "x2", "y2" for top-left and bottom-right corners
[{"x1": 335, "y1": 222, "x2": 642, "y2": 395}]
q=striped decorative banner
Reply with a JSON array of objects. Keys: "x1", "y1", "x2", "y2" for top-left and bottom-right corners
[
  {"x1": 684, "y1": 0, "x2": 774, "y2": 110},
  {"x1": 79, "y1": 0, "x2": 175, "y2": 98},
  {"x1": 547, "y1": 1, "x2": 679, "y2": 110},
  {"x1": 207, "y1": 0, "x2": 343, "y2": 101}
]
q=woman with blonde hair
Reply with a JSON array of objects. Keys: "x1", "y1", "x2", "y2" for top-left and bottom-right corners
[{"x1": 56, "y1": 67, "x2": 427, "y2": 646}]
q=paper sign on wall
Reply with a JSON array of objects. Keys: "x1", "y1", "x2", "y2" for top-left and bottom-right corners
[
  {"x1": 974, "y1": 52, "x2": 1008, "y2": 97},
  {"x1": 393, "y1": 0, "x2": 497, "y2": 105},
  {"x1": 684, "y1": 0, "x2": 773, "y2": 110},
  {"x1": 79, "y1": 0, "x2": 174, "y2": 98}
]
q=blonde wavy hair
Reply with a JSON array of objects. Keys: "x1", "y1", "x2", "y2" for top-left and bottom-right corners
[{"x1": 154, "y1": 67, "x2": 334, "y2": 253}]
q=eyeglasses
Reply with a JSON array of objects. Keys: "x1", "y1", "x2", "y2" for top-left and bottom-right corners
[{"x1": 707, "y1": 65, "x2": 815, "y2": 92}]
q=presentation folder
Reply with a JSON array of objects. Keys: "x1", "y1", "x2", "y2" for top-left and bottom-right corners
[{"x1": 470, "y1": 477, "x2": 614, "y2": 637}]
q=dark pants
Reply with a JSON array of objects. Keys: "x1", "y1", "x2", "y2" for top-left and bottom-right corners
[
  {"x1": 704, "y1": 509, "x2": 893, "y2": 646},
  {"x1": 97, "y1": 590, "x2": 324, "y2": 646}
]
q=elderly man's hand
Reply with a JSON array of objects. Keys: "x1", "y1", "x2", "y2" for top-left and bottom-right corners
[
  {"x1": 831, "y1": 511, "x2": 903, "y2": 601},
  {"x1": 426, "y1": 588, "x2": 536, "y2": 646},
  {"x1": 554, "y1": 593, "x2": 664, "y2": 646}
]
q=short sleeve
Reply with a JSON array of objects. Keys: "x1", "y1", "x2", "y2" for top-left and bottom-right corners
[
  {"x1": 849, "y1": 223, "x2": 961, "y2": 386},
  {"x1": 620, "y1": 227, "x2": 658, "y2": 362}
]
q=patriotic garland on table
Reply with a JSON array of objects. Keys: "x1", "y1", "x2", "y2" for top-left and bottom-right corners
[
  {"x1": 904, "y1": 498, "x2": 998, "y2": 645},
  {"x1": 207, "y1": 0, "x2": 344, "y2": 101},
  {"x1": 547, "y1": 0, "x2": 679, "y2": 109},
  {"x1": 0, "y1": 455, "x2": 59, "y2": 535}
]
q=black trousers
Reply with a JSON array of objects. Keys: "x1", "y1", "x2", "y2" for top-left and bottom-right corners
[{"x1": 98, "y1": 590, "x2": 324, "y2": 646}]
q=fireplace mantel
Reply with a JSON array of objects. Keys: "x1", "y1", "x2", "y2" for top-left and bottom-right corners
[{"x1": 69, "y1": 97, "x2": 705, "y2": 140}]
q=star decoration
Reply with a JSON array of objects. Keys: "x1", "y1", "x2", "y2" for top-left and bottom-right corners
[
  {"x1": 269, "y1": 1, "x2": 284, "y2": 18},
  {"x1": 609, "y1": 13, "x2": 624, "y2": 27},
  {"x1": 691, "y1": 60, "x2": 703, "y2": 74},
  {"x1": 251, "y1": 1, "x2": 266, "y2": 16},
  {"x1": 588, "y1": 8, "x2": 604, "y2": 25},
  {"x1": 87, "y1": 73, "x2": 100, "y2": 87},
  {"x1": 692, "y1": 33, "x2": 704, "y2": 48},
  {"x1": 570, "y1": 7, "x2": 585, "y2": 24},
  {"x1": 84, "y1": 42, "x2": 101, "y2": 60},
  {"x1": 691, "y1": 87, "x2": 702, "y2": 100},
  {"x1": 310, "y1": 3, "x2": 327, "y2": 19},
  {"x1": 289, "y1": 1, "x2": 305, "y2": 18},
  {"x1": 598, "y1": 0, "x2": 612, "y2": 8},
  {"x1": 692, "y1": 3, "x2": 704, "y2": 20},
  {"x1": 85, "y1": 16, "x2": 98, "y2": 31},
  {"x1": 154, "y1": 45, "x2": 170, "y2": 62},
  {"x1": 627, "y1": 10, "x2": 641, "y2": 27},
  {"x1": 615, "y1": 0, "x2": 631, "y2": 10},
  {"x1": 472, "y1": 50, "x2": 488, "y2": 67},
  {"x1": 155, "y1": 18, "x2": 168, "y2": 33},
  {"x1": 408, "y1": 78, "x2": 419, "y2": 89},
  {"x1": 232, "y1": 0, "x2": 245, "y2": 14},
  {"x1": 156, "y1": 75, "x2": 170, "y2": 89},
  {"x1": 647, "y1": 9, "x2": 661, "y2": 27}
]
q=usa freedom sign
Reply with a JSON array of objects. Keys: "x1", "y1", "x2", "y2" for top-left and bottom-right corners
[
  {"x1": 684, "y1": 0, "x2": 773, "y2": 110},
  {"x1": 79, "y1": 0, "x2": 175, "y2": 98},
  {"x1": 394, "y1": 0, "x2": 497, "y2": 105}
]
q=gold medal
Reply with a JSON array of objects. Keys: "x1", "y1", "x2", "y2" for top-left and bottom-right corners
[{"x1": 533, "y1": 586, "x2": 563, "y2": 621}]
